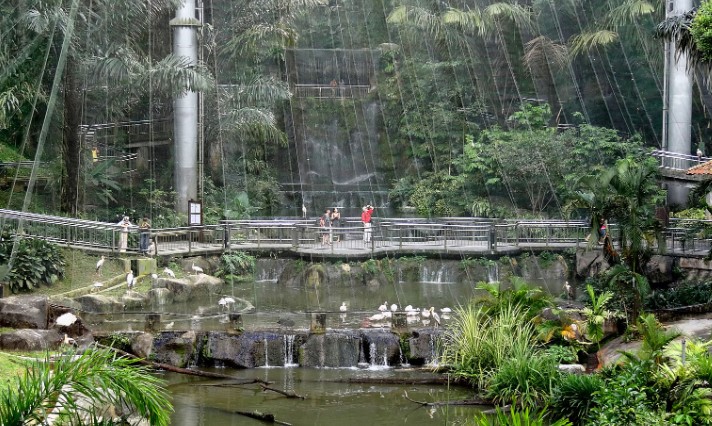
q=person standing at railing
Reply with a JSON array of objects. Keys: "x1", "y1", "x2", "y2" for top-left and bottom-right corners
[
  {"x1": 139, "y1": 216, "x2": 151, "y2": 255},
  {"x1": 118, "y1": 216, "x2": 132, "y2": 253},
  {"x1": 362, "y1": 205, "x2": 374, "y2": 243},
  {"x1": 331, "y1": 207, "x2": 341, "y2": 243},
  {"x1": 320, "y1": 208, "x2": 332, "y2": 245}
]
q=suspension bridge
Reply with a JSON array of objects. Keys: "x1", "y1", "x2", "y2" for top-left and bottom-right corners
[{"x1": 0, "y1": 208, "x2": 709, "y2": 260}]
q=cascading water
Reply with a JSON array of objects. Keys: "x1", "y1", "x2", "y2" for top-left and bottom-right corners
[
  {"x1": 487, "y1": 262, "x2": 500, "y2": 283},
  {"x1": 284, "y1": 335, "x2": 298, "y2": 367},
  {"x1": 368, "y1": 342, "x2": 388, "y2": 370},
  {"x1": 263, "y1": 337, "x2": 270, "y2": 368},
  {"x1": 255, "y1": 259, "x2": 288, "y2": 283},
  {"x1": 420, "y1": 263, "x2": 456, "y2": 284},
  {"x1": 426, "y1": 334, "x2": 439, "y2": 367}
]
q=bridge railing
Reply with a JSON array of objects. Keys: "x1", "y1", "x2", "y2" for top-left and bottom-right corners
[{"x1": 652, "y1": 149, "x2": 708, "y2": 171}]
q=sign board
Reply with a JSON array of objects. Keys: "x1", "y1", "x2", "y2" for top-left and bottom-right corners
[{"x1": 189, "y1": 200, "x2": 202, "y2": 226}]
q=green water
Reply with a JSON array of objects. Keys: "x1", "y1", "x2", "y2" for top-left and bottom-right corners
[{"x1": 166, "y1": 367, "x2": 482, "y2": 425}]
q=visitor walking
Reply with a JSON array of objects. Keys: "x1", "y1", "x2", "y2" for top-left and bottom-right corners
[
  {"x1": 139, "y1": 216, "x2": 151, "y2": 254},
  {"x1": 362, "y1": 205, "x2": 374, "y2": 243},
  {"x1": 320, "y1": 208, "x2": 332, "y2": 245},
  {"x1": 598, "y1": 219, "x2": 608, "y2": 244},
  {"x1": 118, "y1": 216, "x2": 132, "y2": 253}
]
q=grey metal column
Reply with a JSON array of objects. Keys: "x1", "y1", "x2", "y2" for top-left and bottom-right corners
[
  {"x1": 664, "y1": 0, "x2": 694, "y2": 206},
  {"x1": 172, "y1": 0, "x2": 199, "y2": 212}
]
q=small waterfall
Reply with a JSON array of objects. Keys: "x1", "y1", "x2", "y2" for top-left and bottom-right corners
[
  {"x1": 420, "y1": 263, "x2": 456, "y2": 284},
  {"x1": 427, "y1": 334, "x2": 439, "y2": 367},
  {"x1": 255, "y1": 259, "x2": 288, "y2": 283},
  {"x1": 368, "y1": 342, "x2": 389, "y2": 369},
  {"x1": 398, "y1": 345, "x2": 409, "y2": 367},
  {"x1": 283, "y1": 335, "x2": 298, "y2": 367},
  {"x1": 263, "y1": 337, "x2": 270, "y2": 368},
  {"x1": 358, "y1": 342, "x2": 368, "y2": 368},
  {"x1": 486, "y1": 262, "x2": 499, "y2": 283}
]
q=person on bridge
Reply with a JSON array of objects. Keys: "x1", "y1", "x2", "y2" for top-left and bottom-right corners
[
  {"x1": 331, "y1": 208, "x2": 341, "y2": 242},
  {"x1": 362, "y1": 205, "x2": 374, "y2": 243},
  {"x1": 320, "y1": 208, "x2": 332, "y2": 245},
  {"x1": 118, "y1": 216, "x2": 132, "y2": 253},
  {"x1": 139, "y1": 216, "x2": 151, "y2": 254}
]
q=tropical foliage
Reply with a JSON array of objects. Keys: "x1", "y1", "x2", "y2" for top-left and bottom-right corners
[
  {"x1": 0, "y1": 237, "x2": 64, "y2": 293},
  {"x1": 0, "y1": 348, "x2": 172, "y2": 425}
]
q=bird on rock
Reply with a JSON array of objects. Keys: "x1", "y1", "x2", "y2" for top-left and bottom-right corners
[
  {"x1": 340, "y1": 302, "x2": 348, "y2": 312},
  {"x1": 191, "y1": 263, "x2": 203, "y2": 275},
  {"x1": 163, "y1": 267, "x2": 176, "y2": 278},
  {"x1": 378, "y1": 301, "x2": 388, "y2": 312},
  {"x1": 126, "y1": 270, "x2": 135, "y2": 289}
]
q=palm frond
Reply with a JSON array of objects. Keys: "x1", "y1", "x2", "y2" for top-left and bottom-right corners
[
  {"x1": 523, "y1": 35, "x2": 569, "y2": 70},
  {"x1": 607, "y1": 0, "x2": 656, "y2": 27},
  {"x1": 143, "y1": 54, "x2": 214, "y2": 94},
  {"x1": 569, "y1": 30, "x2": 618, "y2": 56},
  {"x1": 484, "y1": 2, "x2": 533, "y2": 32}
]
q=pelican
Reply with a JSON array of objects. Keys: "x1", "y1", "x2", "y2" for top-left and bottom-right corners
[
  {"x1": 390, "y1": 303, "x2": 398, "y2": 312},
  {"x1": 404, "y1": 305, "x2": 414, "y2": 312},
  {"x1": 421, "y1": 308, "x2": 431, "y2": 318},
  {"x1": 163, "y1": 267, "x2": 176, "y2": 278},
  {"x1": 191, "y1": 263, "x2": 203, "y2": 275},
  {"x1": 378, "y1": 301, "x2": 388, "y2": 312},
  {"x1": 302, "y1": 204, "x2": 307, "y2": 218},
  {"x1": 126, "y1": 270, "x2": 134, "y2": 289},
  {"x1": 339, "y1": 302, "x2": 348, "y2": 312},
  {"x1": 369, "y1": 313, "x2": 385, "y2": 321},
  {"x1": 95, "y1": 256, "x2": 105, "y2": 275},
  {"x1": 440, "y1": 307, "x2": 452, "y2": 314},
  {"x1": 56, "y1": 312, "x2": 77, "y2": 327},
  {"x1": 430, "y1": 307, "x2": 441, "y2": 327}
]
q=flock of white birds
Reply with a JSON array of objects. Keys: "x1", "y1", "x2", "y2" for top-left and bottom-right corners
[{"x1": 336, "y1": 301, "x2": 452, "y2": 327}]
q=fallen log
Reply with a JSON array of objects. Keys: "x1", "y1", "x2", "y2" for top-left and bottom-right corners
[
  {"x1": 259, "y1": 383, "x2": 305, "y2": 399},
  {"x1": 96, "y1": 343, "x2": 270, "y2": 384},
  {"x1": 234, "y1": 410, "x2": 292, "y2": 425},
  {"x1": 403, "y1": 390, "x2": 492, "y2": 406}
]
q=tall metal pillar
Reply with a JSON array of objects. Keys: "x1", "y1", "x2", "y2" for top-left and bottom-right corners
[
  {"x1": 171, "y1": 0, "x2": 200, "y2": 212},
  {"x1": 664, "y1": 0, "x2": 694, "y2": 206}
]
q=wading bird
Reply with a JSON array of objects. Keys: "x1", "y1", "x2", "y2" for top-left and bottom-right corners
[
  {"x1": 163, "y1": 267, "x2": 175, "y2": 278},
  {"x1": 191, "y1": 263, "x2": 203, "y2": 275},
  {"x1": 340, "y1": 302, "x2": 348, "y2": 312},
  {"x1": 126, "y1": 270, "x2": 134, "y2": 289},
  {"x1": 95, "y1": 256, "x2": 105, "y2": 275}
]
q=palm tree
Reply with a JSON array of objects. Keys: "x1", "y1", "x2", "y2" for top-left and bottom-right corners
[{"x1": 0, "y1": 348, "x2": 172, "y2": 425}]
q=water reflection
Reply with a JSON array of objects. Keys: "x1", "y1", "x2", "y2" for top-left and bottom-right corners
[{"x1": 166, "y1": 367, "x2": 481, "y2": 425}]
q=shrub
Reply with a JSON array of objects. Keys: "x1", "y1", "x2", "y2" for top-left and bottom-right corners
[
  {"x1": 550, "y1": 373, "x2": 604, "y2": 425},
  {"x1": 0, "y1": 238, "x2": 65, "y2": 293},
  {"x1": 485, "y1": 351, "x2": 562, "y2": 408},
  {"x1": 473, "y1": 406, "x2": 572, "y2": 426},
  {"x1": 216, "y1": 252, "x2": 255, "y2": 280}
]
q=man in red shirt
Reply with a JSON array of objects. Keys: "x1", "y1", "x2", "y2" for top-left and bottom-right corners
[{"x1": 361, "y1": 205, "x2": 374, "y2": 243}]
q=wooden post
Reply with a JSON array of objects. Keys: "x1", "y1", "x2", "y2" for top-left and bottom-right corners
[
  {"x1": 310, "y1": 313, "x2": 326, "y2": 334},
  {"x1": 145, "y1": 313, "x2": 161, "y2": 333}
]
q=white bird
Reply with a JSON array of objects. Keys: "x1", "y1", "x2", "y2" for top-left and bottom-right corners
[
  {"x1": 218, "y1": 296, "x2": 235, "y2": 311},
  {"x1": 92, "y1": 282, "x2": 103, "y2": 292},
  {"x1": 151, "y1": 273, "x2": 158, "y2": 280},
  {"x1": 339, "y1": 302, "x2": 348, "y2": 312},
  {"x1": 390, "y1": 303, "x2": 398, "y2": 312},
  {"x1": 302, "y1": 204, "x2": 307, "y2": 218},
  {"x1": 126, "y1": 271, "x2": 135, "y2": 289},
  {"x1": 164, "y1": 321, "x2": 174, "y2": 330},
  {"x1": 218, "y1": 298, "x2": 228, "y2": 310},
  {"x1": 440, "y1": 307, "x2": 452, "y2": 314},
  {"x1": 95, "y1": 256, "x2": 105, "y2": 275},
  {"x1": 404, "y1": 305, "x2": 414, "y2": 312},
  {"x1": 421, "y1": 308, "x2": 431, "y2": 318},
  {"x1": 56, "y1": 312, "x2": 77, "y2": 327},
  {"x1": 430, "y1": 307, "x2": 441, "y2": 327},
  {"x1": 698, "y1": 148, "x2": 704, "y2": 159},
  {"x1": 563, "y1": 281, "x2": 574, "y2": 299},
  {"x1": 62, "y1": 333, "x2": 77, "y2": 347},
  {"x1": 378, "y1": 301, "x2": 388, "y2": 312},
  {"x1": 369, "y1": 313, "x2": 385, "y2": 321},
  {"x1": 191, "y1": 263, "x2": 203, "y2": 275},
  {"x1": 163, "y1": 267, "x2": 176, "y2": 278}
]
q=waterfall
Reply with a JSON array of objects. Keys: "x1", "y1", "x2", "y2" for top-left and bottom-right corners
[
  {"x1": 427, "y1": 334, "x2": 439, "y2": 367},
  {"x1": 398, "y1": 345, "x2": 409, "y2": 368},
  {"x1": 420, "y1": 264, "x2": 456, "y2": 284},
  {"x1": 263, "y1": 337, "x2": 270, "y2": 368},
  {"x1": 487, "y1": 262, "x2": 499, "y2": 283},
  {"x1": 255, "y1": 259, "x2": 288, "y2": 283},
  {"x1": 284, "y1": 335, "x2": 298, "y2": 367},
  {"x1": 368, "y1": 342, "x2": 389, "y2": 370}
]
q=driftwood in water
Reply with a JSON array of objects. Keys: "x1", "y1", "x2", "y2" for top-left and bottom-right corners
[
  {"x1": 259, "y1": 383, "x2": 305, "y2": 399},
  {"x1": 403, "y1": 390, "x2": 492, "y2": 406},
  {"x1": 97, "y1": 344, "x2": 270, "y2": 384},
  {"x1": 233, "y1": 410, "x2": 292, "y2": 425}
]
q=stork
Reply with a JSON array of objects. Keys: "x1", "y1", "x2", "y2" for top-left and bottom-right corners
[
  {"x1": 163, "y1": 267, "x2": 176, "y2": 278},
  {"x1": 191, "y1": 263, "x2": 203, "y2": 275},
  {"x1": 430, "y1": 307, "x2": 441, "y2": 327},
  {"x1": 95, "y1": 256, "x2": 105, "y2": 275},
  {"x1": 126, "y1": 270, "x2": 134, "y2": 289},
  {"x1": 302, "y1": 204, "x2": 307, "y2": 218}
]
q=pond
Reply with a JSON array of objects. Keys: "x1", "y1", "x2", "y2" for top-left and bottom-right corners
[{"x1": 165, "y1": 366, "x2": 483, "y2": 425}]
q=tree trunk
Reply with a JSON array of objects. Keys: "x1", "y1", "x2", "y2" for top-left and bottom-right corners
[{"x1": 62, "y1": 60, "x2": 82, "y2": 215}]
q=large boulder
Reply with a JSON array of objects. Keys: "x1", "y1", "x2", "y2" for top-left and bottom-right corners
[
  {"x1": 576, "y1": 249, "x2": 611, "y2": 278},
  {"x1": 152, "y1": 330, "x2": 197, "y2": 367},
  {"x1": 205, "y1": 331, "x2": 306, "y2": 368},
  {"x1": 0, "y1": 295, "x2": 48, "y2": 329},
  {"x1": 644, "y1": 255, "x2": 675, "y2": 285},
  {"x1": 161, "y1": 275, "x2": 222, "y2": 303},
  {"x1": 131, "y1": 332, "x2": 155, "y2": 359},
  {"x1": 407, "y1": 329, "x2": 443, "y2": 365},
  {"x1": 74, "y1": 294, "x2": 124, "y2": 313},
  {"x1": 361, "y1": 329, "x2": 402, "y2": 366},
  {"x1": 0, "y1": 329, "x2": 62, "y2": 350}
]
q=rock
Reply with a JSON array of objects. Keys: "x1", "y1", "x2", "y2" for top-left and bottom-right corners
[
  {"x1": 121, "y1": 292, "x2": 146, "y2": 310},
  {"x1": 147, "y1": 288, "x2": 173, "y2": 306},
  {"x1": 407, "y1": 329, "x2": 443, "y2": 365},
  {"x1": 74, "y1": 294, "x2": 124, "y2": 313},
  {"x1": 361, "y1": 329, "x2": 402, "y2": 366},
  {"x1": 131, "y1": 332, "x2": 154, "y2": 359},
  {"x1": 164, "y1": 276, "x2": 222, "y2": 303},
  {"x1": 0, "y1": 295, "x2": 49, "y2": 329},
  {"x1": 299, "y1": 331, "x2": 361, "y2": 368},
  {"x1": 152, "y1": 330, "x2": 197, "y2": 368},
  {"x1": 205, "y1": 331, "x2": 304, "y2": 368},
  {"x1": 644, "y1": 255, "x2": 675, "y2": 285},
  {"x1": 0, "y1": 329, "x2": 62, "y2": 350},
  {"x1": 576, "y1": 249, "x2": 610, "y2": 278},
  {"x1": 558, "y1": 364, "x2": 586, "y2": 374}
]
